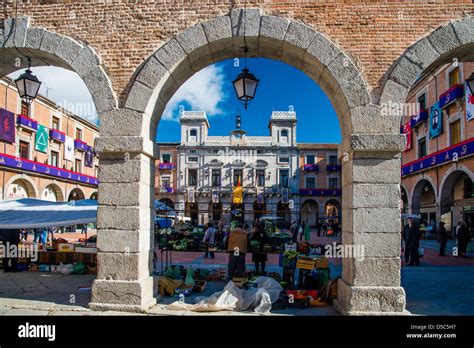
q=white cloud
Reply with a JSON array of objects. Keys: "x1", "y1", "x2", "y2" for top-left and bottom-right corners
[
  {"x1": 8, "y1": 67, "x2": 98, "y2": 124},
  {"x1": 162, "y1": 64, "x2": 227, "y2": 121}
]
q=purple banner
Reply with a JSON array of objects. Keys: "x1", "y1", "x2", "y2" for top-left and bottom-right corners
[
  {"x1": 159, "y1": 163, "x2": 174, "y2": 170},
  {"x1": 303, "y1": 164, "x2": 319, "y2": 171},
  {"x1": 17, "y1": 114, "x2": 38, "y2": 131},
  {"x1": 85, "y1": 147, "x2": 94, "y2": 168},
  {"x1": 409, "y1": 109, "x2": 428, "y2": 128},
  {"x1": 0, "y1": 108, "x2": 15, "y2": 143},
  {"x1": 326, "y1": 165, "x2": 341, "y2": 172},
  {"x1": 0, "y1": 152, "x2": 98, "y2": 186},
  {"x1": 50, "y1": 128, "x2": 65, "y2": 143},
  {"x1": 401, "y1": 137, "x2": 474, "y2": 177},
  {"x1": 74, "y1": 139, "x2": 89, "y2": 152},
  {"x1": 300, "y1": 188, "x2": 341, "y2": 196},
  {"x1": 439, "y1": 84, "x2": 464, "y2": 108}
]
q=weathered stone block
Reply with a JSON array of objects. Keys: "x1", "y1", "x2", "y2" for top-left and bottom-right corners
[
  {"x1": 98, "y1": 153, "x2": 153, "y2": 184},
  {"x1": 344, "y1": 156, "x2": 401, "y2": 184},
  {"x1": 452, "y1": 17, "x2": 474, "y2": 45},
  {"x1": 97, "y1": 229, "x2": 153, "y2": 253},
  {"x1": 55, "y1": 36, "x2": 83, "y2": 65},
  {"x1": 344, "y1": 104, "x2": 400, "y2": 135},
  {"x1": 99, "y1": 109, "x2": 150, "y2": 137},
  {"x1": 342, "y1": 257, "x2": 401, "y2": 287},
  {"x1": 259, "y1": 15, "x2": 289, "y2": 41},
  {"x1": 84, "y1": 65, "x2": 111, "y2": 95},
  {"x1": 97, "y1": 251, "x2": 153, "y2": 281},
  {"x1": 153, "y1": 38, "x2": 186, "y2": 72},
  {"x1": 389, "y1": 56, "x2": 422, "y2": 89},
  {"x1": 343, "y1": 207, "x2": 400, "y2": 233},
  {"x1": 25, "y1": 27, "x2": 45, "y2": 50},
  {"x1": 97, "y1": 206, "x2": 153, "y2": 231},
  {"x1": 343, "y1": 183, "x2": 400, "y2": 209},
  {"x1": 176, "y1": 23, "x2": 208, "y2": 54},
  {"x1": 230, "y1": 8, "x2": 261, "y2": 37},
  {"x1": 350, "y1": 134, "x2": 405, "y2": 152},
  {"x1": 39, "y1": 31, "x2": 63, "y2": 54},
  {"x1": 135, "y1": 56, "x2": 169, "y2": 89},
  {"x1": 284, "y1": 21, "x2": 316, "y2": 50},
  {"x1": 3, "y1": 17, "x2": 29, "y2": 47},
  {"x1": 95, "y1": 136, "x2": 156, "y2": 157},
  {"x1": 305, "y1": 32, "x2": 340, "y2": 67},
  {"x1": 71, "y1": 45, "x2": 101, "y2": 78},
  {"x1": 91, "y1": 88, "x2": 118, "y2": 114},
  {"x1": 342, "y1": 231, "x2": 401, "y2": 258},
  {"x1": 98, "y1": 181, "x2": 153, "y2": 207},
  {"x1": 379, "y1": 79, "x2": 408, "y2": 107},
  {"x1": 202, "y1": 15, "x2": 232, "y2": 43},
  {"x1": 124, "y1": 81, "x2": 153, "y2": 114},
  {"x1": 404, "y1": 37, "x2": 440, "y2": 71},
  {"x1": 427, "y1": 24, "x2": 461, "y2": 56}
]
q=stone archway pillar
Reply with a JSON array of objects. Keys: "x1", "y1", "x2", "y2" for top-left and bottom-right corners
[
  {"x1": 90, "y1": 110, "x2": 158, "y2": 312},
  {"x1": 334, "y1": 132, "x2": 408, "y2": 315}
]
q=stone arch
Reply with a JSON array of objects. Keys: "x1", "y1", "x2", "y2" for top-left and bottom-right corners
[
  {"x1": 377, "y1": 16, "x2": 474, "y2": 108},
  {"x1": 324, "y1": 198, "x2": 341, "y2": 218},
  {"x1": 0, "y1": 16, "x2": 118, "y2": 114},
  {"x1": 40, "y1": 183, "x2": 64, "y2": 202},
  {"x1": 94, "y1": 9, "x2": 406, "y2": 315},
  {"x1": 400, "y1": 184, "x2": 410, "y2": 211},
  {"x1": 67, "y1": 187, "x2": 85, "y2": 201},
  {"x1": 301, "y1": 198, "x2": 319, "y2": 227},
  {"x1": 5, "y1": 175, "x2": 37, "y2": 199},
  {"x1": 411, "y1": 177, "x2": 437, "y2": 215},
  {"x1": 439, "y1": 166, "x2": 474, "y2": 215}
]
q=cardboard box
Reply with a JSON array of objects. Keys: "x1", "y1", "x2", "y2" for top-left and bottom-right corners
[
  {"x1": 227, "y1": 229, "x2": 249, "y2": 253},
  {"x1": 57, "y1": 243, "x2": 75, "y2": 253}
]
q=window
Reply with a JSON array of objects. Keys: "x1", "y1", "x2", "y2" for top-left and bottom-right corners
[
  {"x1": 189, "y1": 129, "x2": 197, "y2": 142},
  {"x1": 279, "y1": 157, "x2": 290, "y2": 163},
  {"x1": 52, "y1": 117, "x2": 60, "y2": 130},
  {"x1": 329, "y1": 177, "x2": 338, "y2": 189},
  {"x1": 233, "y1": 169, "x2": 243, "y2": 187},
  {"x1": 450, "y1": 119, "x2": 461, "y2": 145},
  {"x1": 306, "y1": 177, "x2": 316, "y2": 189},
  {"x1": 279, "y1": 169, "x2": 289, "y2": 188},
  {"x1": 306, "y1": 155, "x2": 315, "y2": 165},
  {"x1": 449, "y1": 67, "x2": 460, "y2": 88},
  {"x1": 281, "y1": 129, "x2": 288, "y2": 142},
  {"x1": 211, "y1": 169, "x2": 221, "y2": 187},
  {"x1": 161, "y1": 176, "x2": 171, "y2": 189},
  {"x1": 256, "y1": 169, "x2": 265, "y2": 187},
  {"x1": 188, "y1": 169, "x2": 198, "y2": 186},
  {"x1": 162, "y1": 154, "x2": 171, "y2": 163},
  {"x1": 20, "y1": 101, "x2": 29, "y2": 117},
  {"x1": 418, "y1": 137, "x2": 427, "y2": 158},
  {"x1": 417, "y1": 93, "x2": 426, "y2": 111},
  {"x1": 75, "y1": 128, "x2": 83, "y2": 141},
  {"x1": 50, "y1": 151, "x2": 59, "y2": 167},
  {"x1": 188, "y1": 156, "x2": 198, "y2": 163},
  {"x1": 75, "y1": 159, "x2": 82, "y2": 173},
  {"x1": 329, "y1": 155, "x2": 338, "y2": 165},
  {"x1": 19, "y1": 141, "x2": 29, "y2": 159},
  {"x1": 94, "y1": 165, "x2": 99, "y2": 177}
]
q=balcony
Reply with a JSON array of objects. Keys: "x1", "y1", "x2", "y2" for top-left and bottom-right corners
[
  {"x1": 74, "y1": 139, "x2": 90, "y2": 152},
  {"x1": 303, "y1": 164, "x2": 319, "y2": 172},
  {"x1": 50, "y1": 128, "x2": 65, "y2": 143},
  {"x1": 326, "y1": 164, "x2": 341, "y2": 172},
  {"x1": 300, "y1": 188, "x2": 341, "y2": 196},
  {"x1": 158, "y1": 162, "x2": 174, "y2": 170},
  {"x1": 17, "y1": 114, "x2": 38, "y2": 131}
]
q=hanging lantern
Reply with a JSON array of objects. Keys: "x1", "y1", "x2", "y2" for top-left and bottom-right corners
[
  {"x1": 232, "y1": 67, "x2": 259, "y2": 109},
  {"x1": 14, "y1": 58, "x2": 42, "y2": 104}
]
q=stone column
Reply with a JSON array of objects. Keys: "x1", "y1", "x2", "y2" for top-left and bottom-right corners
[
  {"x1": 334, "y1": 134, "x2": 407, "y2": 315},
  {"x1": 90, "y1": 110, "x2": 158, "y2": 312}
]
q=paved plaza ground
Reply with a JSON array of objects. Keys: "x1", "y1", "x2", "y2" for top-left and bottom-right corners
[{"x1": 0, "y1": 232, "x2": 472, "y2": 316}]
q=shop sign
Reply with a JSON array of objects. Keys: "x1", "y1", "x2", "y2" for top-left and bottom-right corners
[
  {"x1": 402, "y1": 121, "x2": 412, "y2": 151},
  {"x1": 439, "y1": 83, "x2": 464, "y2": 109},
  {"x1": 409, "y1": 109, "x2": 428, "y2": 128},
  {"x1": 466, "y1": 82, "x2": 474, "y2": 122},
  {"x1": 401, "y1": 137, "x2": 474, "y2": 176},
  {"x1": 0, "y1": 152, "x2": 99, "y2": 186}
]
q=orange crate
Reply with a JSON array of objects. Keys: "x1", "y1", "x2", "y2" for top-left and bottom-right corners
[{"x1": 296, "y1": 259, "x2": 315, "y2": 270}]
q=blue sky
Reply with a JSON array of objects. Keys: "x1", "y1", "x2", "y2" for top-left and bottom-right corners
[
  {"x1": 8, "y1": 58, "x2": 341, "y2": 144},
  {"x1": 158, "y1": 58, "x2": 341, "y2": 144}
]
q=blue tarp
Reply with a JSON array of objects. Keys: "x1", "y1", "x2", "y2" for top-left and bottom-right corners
[{"x1": 0, "y1": 198, "x2": 97, "y2": 229}]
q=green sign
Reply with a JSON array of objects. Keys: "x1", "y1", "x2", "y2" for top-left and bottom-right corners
[{"x1": 35, "y1": 124, "x2": 49, "y2": 153}]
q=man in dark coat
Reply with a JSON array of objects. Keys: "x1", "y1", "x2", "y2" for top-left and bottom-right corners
[
  {"x1": 0, "y1": 229, "x2": 20, "y2": 272},
  {"x1": 457, "y1": 221, "x2": 470, "y2": 258},
  {"x1": 403, "y1": 218, "x2": 421, "y2": 266},
  {"x1": 437, "y1": 222, "x2": 448, "y2": 256}
]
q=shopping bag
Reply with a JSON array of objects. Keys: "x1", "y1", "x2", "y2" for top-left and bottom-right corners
[{"x1": 418, "y1": 247, "x2": 424, "y2": 258}]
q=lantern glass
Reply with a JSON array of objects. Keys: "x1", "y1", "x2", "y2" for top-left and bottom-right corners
[
  {"x1": 15, "y1": 69, "x2": 42, "y2": 102},
  {"x1": 232, "y1": 68, "x2": 259, "y2": 105}
]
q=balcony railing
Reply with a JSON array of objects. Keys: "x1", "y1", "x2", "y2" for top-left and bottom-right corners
[
  {"x1": 300, "y1": 188, "x2": 341, "y2": 196},
  {"x1": 17, "y1": 114, "x2": 38, "y2": 131},
  {"x1": 158, "y1": 163, "x2": 174, "y2": 170},
  {"x1": 326, "y1": 164, "x2": 341, "y2": 172},
  {"x1": 303, "y1": 164, "x2": 319, "y2": 171}
]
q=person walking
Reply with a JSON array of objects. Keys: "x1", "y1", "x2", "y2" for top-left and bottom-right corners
[
  {"x1": 224, "y1": 221, "x2": 249, "y2": 280},
  {"x1": 47, "y1": 226, "x2": 57, "y2": 245},
  {"x1": 251, "y1": 220, "x2": 269, "y2": 274},
  {"x1": 0, "y1": 229, "x2": 20, "y2": 272},
  {"x1": 290, "y1": 220, "x2": 299, "y2": 243},
  {"x1": 202, "y1": 222, "x2": 216, "y2": 259},
  {"x1": 81, "y1": 224, "x2": 88, "y2": 234},
  {"x1": 33, "y1": 228, "x2": 43, "y2": 245},
  {"x1": 403, "y1": 217, "x2": 421, "y2": 266},
  {"x1": 457, "y1": 221, "x2": 470, "y2": 258},
  {"x1": 437, "y1": 221, "x2": 448, "y2": 256}
]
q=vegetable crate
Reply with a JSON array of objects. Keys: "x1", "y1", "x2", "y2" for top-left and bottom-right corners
[
  {"x1": 279, "y1": 253, "x2": 297, "y2": 268},
  {"x1": 296, "y1": 259, "x2": 315, "y2": 270}
]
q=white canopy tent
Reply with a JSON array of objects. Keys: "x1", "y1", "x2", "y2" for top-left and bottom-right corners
[{"x1": 0, "y1": 198, "x2": 97, "y2": 229}]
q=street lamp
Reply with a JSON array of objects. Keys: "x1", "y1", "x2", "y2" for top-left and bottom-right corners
[
  {"x1": 232, "y1": 56, "x2": 259, "y2": 109},
  {"x1": 14, "y1": 58, "x2": 42, "y2": 104},
  {"x1": 466, "y1": 72, "x2": 474, "y2": 95}
]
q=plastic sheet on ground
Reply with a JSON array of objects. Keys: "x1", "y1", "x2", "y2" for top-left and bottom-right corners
[{"x1": 165, "y1": 276, "x2": 283, "y2": 314}]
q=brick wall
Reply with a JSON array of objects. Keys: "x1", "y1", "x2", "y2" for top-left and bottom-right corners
[{"x1": 2, "y1": 1, "x2": 474, "y2": 102}]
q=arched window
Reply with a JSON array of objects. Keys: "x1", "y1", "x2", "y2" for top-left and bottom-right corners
[{"x1": 281, "y1": 129, "x2": 288, "y2": 142}]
